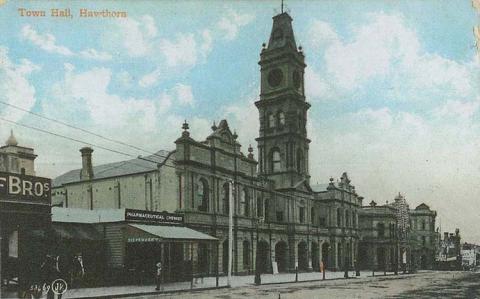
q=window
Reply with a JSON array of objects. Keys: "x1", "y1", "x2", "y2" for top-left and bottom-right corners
[
  {"x1": 319, "y1": 217, "x2": 326, "y2": 227},
  {"x1": 222, "y1": 183, "x2": 230, "y2": 215},
  {"x1": 276, "y1": 211, "x2": 284, "y2": 222},
  {"x1": 257, "y1": 197, "x2": 264, "y2": 217},
  {"x1": 297, "y1": 112, "x2": 303, "y2": 129},
  {"x1": 337, "y1": 209, "x2": 341, "y2": 227},
  {"x1": 311, "y1": 207, "x2": 315, "y2": 225},
  {"x1": 296, "y1": 150, "x2": 303, "y2": 173},
  {"x1": 197, "y1": 179, "x2": 209, "y2": 212},
  {"x1": 377, "y1": 223, "x2": 385, "y2": 237},
  {"x1": 299, "y1": 207, "x2": 305, "y2": 223},
  {"x1": 271, "y1": 149, "x2": 281, "y2": 172},
  {"x1": 278, "y1": 111, "x2": 285, "y2": 126},
  {"x1": 264, "y1": 198, "x2": 270, "y2": 222},
  {"x1": 240, "y1": 188, "x2": 249, "y2": 217},
  {"x1": 421, "y1": 220, "x2": 426, "y2": 230},
  {"x1": 345, "y1": 210, "x2": 350, "y2": 227},
  {"x1": 422, "y1": 236, "x2": 426, "y2": 246},
  {"x1": 268, "y1": 113, "x2": 275, "y2": 128},
  {"x1": 352, "y1": 212, "x2": 356, "y2": 228},
  {"x1": 243, "y1": 240, "x2": 250, "y2": 268}
]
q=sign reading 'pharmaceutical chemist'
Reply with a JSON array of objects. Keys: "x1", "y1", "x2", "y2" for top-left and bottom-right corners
[
  {"x1": 0, "y1": 171, "x2": 51, "y2": 205},
  {"x1": 125, "y1": 208, "x2": 184, "y2": 225}
]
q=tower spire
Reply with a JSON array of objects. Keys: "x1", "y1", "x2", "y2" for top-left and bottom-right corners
[{"x1": 281, "y1": 0, "x2": 284, "y2": 13}]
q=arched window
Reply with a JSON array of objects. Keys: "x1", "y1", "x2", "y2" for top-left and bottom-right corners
[
  {"x1": 197, "y1": 179, "x2": 209, "y2": 212},
  {"x1": 222, "y1": 182, "x2": 230, "y2": 215},
  {"x1": 311, "y1": 207, "x2": 315, "y2": 225},
  {"x1": 271, "y1": 149, "x2": 281, "y2": 172},
  {"x1": 277, "y1": 111, "x2": 285, "y2": 126},
  {"x1": 243, "y1": 240, "x2": 250, "y2": 269},
  {"x1": 297, "y1": 112, "x2": 303, "y2": 129},
  {"x1": 345, "y1": 210, "x2": 350, "y2": 227},
  {"x1": 296, "y1": 149, "x2": 303, "y2": 173},
  {"x1": 337, "y1": 208, "x2": 341, "y2": 227},
  {"x1": 264, "y1": 198, "x2": 270, "y2": 222},
  {"x1": 268, "y1": 113, "x2": 275, "y2": 128},
  {"x1": 257, "y1": 197, "x2": 264, "y2": 217},
  {"x1": 240, "y1": 188, "x2": 249, "y2": 217},
  {"x1": 421, "y1": 220, "x2": 426, "y2": 230}
]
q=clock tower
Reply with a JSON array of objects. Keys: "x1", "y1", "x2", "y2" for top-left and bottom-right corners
[{"x1": 255, "y1": 12, "x2": 311, "y2": 191}]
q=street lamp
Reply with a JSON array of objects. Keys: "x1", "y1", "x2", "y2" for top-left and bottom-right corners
[{"x1": 254, "y1": 216, "x2": 264, "y2": 285}]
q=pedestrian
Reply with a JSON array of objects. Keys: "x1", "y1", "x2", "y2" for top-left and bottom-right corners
[{"x1": 155, "y1": 262, "x2": 162, "y2": 291}]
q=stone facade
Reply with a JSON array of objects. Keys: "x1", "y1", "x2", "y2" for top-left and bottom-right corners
[
  {"x1": 51, "y1": 11, "x2": 438, "y2": 277},
  {"x1": 409, "y1": 203, "x2": 438, "y2": 269}
]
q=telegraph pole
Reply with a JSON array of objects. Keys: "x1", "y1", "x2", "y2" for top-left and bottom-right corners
[{"x1": 227, "y1": 180, "x2": 234, "y2": 287}]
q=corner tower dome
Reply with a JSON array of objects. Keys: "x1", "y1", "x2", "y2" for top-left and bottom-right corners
[{"x1": 6, "y1": 129, "x2": 18, "y2": 146}]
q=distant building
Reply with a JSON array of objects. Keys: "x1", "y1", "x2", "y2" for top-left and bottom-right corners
[
  {"x1": 409, "y1": 203, "x2": 438, "y2": 269},
  {"x1": 0, "y1": 131, "x2": 51, "y2": 291},
  {"x1": 436, "y1": 229, "x2": 461, "y2": 270}
]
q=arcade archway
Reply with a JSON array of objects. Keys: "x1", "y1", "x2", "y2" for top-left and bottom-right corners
[{"x1": 275, "y1": 241, "x2": 288, "y2": 273}]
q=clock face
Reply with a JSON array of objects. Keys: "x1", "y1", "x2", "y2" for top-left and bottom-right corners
[
  {"x1": 293, "y1": 70, "x2": 301, "y2": 90},
  {"x1": 268, "y1": 68, "x2": 283, "y2": 87}
]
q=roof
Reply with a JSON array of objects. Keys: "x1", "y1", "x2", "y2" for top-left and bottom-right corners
[
  {"x1": 311, "y1": 183, "x2": 330, "y2": 192},
  {"x1": 52, "y1": 222, "x2": 103, "y2": 241},
  {"x1": 415, "y1": 203, "x2": 431, "y2": 210},
  {"x1": 53, "y1": 150, "x2": 172, "y2": 187},
  {"x1": 129, "y1": 224, "x2": 218, "y2": 242},
  {"x1": 52, "y1": 207, "x2": 125, "y2": 223}
]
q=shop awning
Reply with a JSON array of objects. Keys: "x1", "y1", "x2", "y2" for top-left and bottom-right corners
[{"x1": 128, "y1": 224, "x2": 217, "y2": 242}]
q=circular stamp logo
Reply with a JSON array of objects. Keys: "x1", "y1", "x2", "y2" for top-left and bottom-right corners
[{"x1": 51, "y1": 278, "x2": 68, "y2": 295}]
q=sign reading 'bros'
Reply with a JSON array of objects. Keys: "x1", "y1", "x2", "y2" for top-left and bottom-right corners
[{"x1": 0, "y1": 171, "x2": 51, "y2": 205}]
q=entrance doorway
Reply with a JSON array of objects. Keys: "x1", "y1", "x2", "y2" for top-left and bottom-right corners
[
  {"x1": 298, "y1": 241, "x2": 308, "y2": 271},
  {"x1": 256, "y1": 241, "x2": 270, "y2": 274},
  {"x1": 311, "y1": 242, "x2": 319, "y2": 271},
  {"x1": 322, "y1": 243, "x2": 330, "y2": 270},
  {"x1": 275, "y1": 241, "x2": 288, "y2": 273}
]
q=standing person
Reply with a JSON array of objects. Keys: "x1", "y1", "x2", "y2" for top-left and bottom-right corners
[{"x1": 155, "y1": 262, "x2": 162, "y2": 291}]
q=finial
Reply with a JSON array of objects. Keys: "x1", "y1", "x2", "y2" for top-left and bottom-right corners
[
  {"x1": 262, "y1": 43, "x2": 266, "y2": 50},
  {"x1": 281, "y1": 0, "x2": 284, "y2": 13},
  {"x1": 233, "y1": 130, "x2": 238, "y2": 140},
  {"x1": 6, "y1": 129, "x2": 18, "y2": 146},
  {"x1": 329, "y1": 177, "x2": 334, "y2": 183},
  {"x1": 182, "y1": 120, "x2": 190, "y2": 137},
  {"x1": 247, "y1": 144, "x2": 254, "y2": 159},
  {"x1": 211, "y1": 121, "x2": 217, "y2": 131}
]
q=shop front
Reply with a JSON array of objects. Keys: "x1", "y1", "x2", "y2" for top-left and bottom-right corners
[
  {"x1": 0, "y1": 171, "x2": 52, "y2": 294},
  {"x1": 52, "y1": 208, "x2": 218, "y2": 286}
]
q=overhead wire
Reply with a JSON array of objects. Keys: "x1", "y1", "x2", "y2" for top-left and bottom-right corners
[{"x1": 0, "y1": 100, "x2": 168, "y2": 160}]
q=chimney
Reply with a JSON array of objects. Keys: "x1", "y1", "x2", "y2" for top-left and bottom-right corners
[{"x1": 80, "y1": 147, "x2": 94, "y2": 180}]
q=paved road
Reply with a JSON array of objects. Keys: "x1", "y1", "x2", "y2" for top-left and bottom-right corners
[{"x1": 130, "y1": 271, "x2": 480, "y2": 299}]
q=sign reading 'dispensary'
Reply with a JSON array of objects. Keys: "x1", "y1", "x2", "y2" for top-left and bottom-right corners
[
  {"x1": 0, "y1": 171, "x2": 51, "y2": 205},
  {"x1": 125, "y1": 208, "x2": 184, "y2": 225}
]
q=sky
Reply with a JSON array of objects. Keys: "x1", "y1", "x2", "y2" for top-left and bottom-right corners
[{"x1": 0, "y1": 1, "x2": 479, "y2": 242}]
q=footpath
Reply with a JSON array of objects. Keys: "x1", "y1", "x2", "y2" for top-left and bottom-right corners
[
  {"x1": 2, "y1": 270, "x2": 424, "y2": 299},
  {"x1": 64, "y1": 270, "x2": 421, "y2": 299}
]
